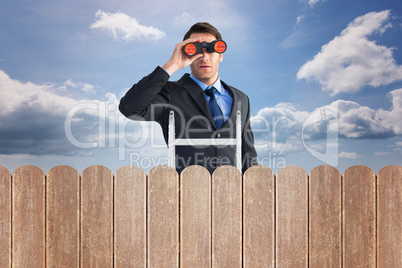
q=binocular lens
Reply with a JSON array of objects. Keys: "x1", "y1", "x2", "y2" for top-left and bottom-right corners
[
  {"x1": 214, "y1": 41, "x2": 226, "y2": 53},
  {"x1": 184, "y1": 43, "x2": 197, "y2": 56}
]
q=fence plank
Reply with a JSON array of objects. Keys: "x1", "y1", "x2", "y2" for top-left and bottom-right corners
[
  {"x1": 377, "y1": 165, "x2": 402, "y2": 268},
  {"x1": 81, "y1": 165, "x2": 113, "y2": 267},
  {"x1": 243, "y1": 165, "x2": 275, "y2": 267},
  {"x1": 180, "y1": 165, "x2": 211, "y2": 267},
  {"x1": 0, "y1": 166, "x2": 11, "y2": 268},
  {"x1": 212, "y1": 166, "x2": 242, "y2": 267},
  {"x1": 46, "y1": 165, "x2": 80, "y2": 267},
  {"x1": 147, "y1": 166, "x2": 179, "y2": 267},
  {"x1": 114, "y1": 166, "x2": 146, "y2": 267},
  {"x1": 309, "y1": 165, "x2": 341, "y2": 268},
  {"x1": 12, "y1": 165, "x2": 45, "y2": 267},
  {"x1": 276, "y1": 165, "x2": 308, "y2": 268},
  {"x1": 343, "y1": 165, "x2": 376, "y2": 268}
]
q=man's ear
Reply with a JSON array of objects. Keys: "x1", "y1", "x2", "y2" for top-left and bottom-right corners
[{"x1": 219, "y1": 54, "x2": 223, "y2": 62}]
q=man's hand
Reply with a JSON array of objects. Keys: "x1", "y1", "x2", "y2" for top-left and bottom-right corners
[{"x1": 162, "y1": 38, "x2": 203, "y2": 76}]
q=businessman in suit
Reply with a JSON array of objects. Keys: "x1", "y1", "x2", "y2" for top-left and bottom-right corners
[{"x1": 119, "y1": 22, "x2": 257, "y2": 174}]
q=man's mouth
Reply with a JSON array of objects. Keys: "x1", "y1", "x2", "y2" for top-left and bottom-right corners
[{"x1": 199, "y1": 65, "x2": 210, "y2": 69}]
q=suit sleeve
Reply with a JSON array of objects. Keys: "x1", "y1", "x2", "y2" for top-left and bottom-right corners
[
  {"x1": 119, "y1": 66, "x2": 171, "y2": 123},
  {"x1": 242, "y1": 96, "x2": 258, "y2": 173}
]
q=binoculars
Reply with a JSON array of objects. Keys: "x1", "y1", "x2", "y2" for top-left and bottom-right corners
[{"x1": 183, "y1": 40, "x2": 227, "y2": 56}]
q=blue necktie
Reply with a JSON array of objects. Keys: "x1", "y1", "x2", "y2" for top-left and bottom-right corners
[{"x1": 205, "y1": 86, "x2": 224, "y2": 129}]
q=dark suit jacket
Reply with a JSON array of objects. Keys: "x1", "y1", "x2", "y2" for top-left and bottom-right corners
[{"x1": 119, "y1": 66, "x2": 257, "y2": 174}]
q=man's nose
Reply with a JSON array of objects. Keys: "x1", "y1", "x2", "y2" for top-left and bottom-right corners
[{"x1": 201, "y1": 49, "x2": 210, "y2": 60}]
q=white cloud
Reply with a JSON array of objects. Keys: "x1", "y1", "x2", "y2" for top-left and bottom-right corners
[
  {"x1": 251, "y1": 102, "x2": 312, "y2": 155},
  {"x1": 82, "y1": 84, "x2": 96, "y2": 94},
  {"x1": 64, "y1": 79, "x2": 96, "y2": 94},
  {"x1": 296, "y1": 15, "x2": 305, "y2": 25},
  {"x1": 297, "y1": 10, "x2": 402, "y2": 95},
  {"x1": 339, "y1": 152, "x2": 361, "y2": 159},
  {"x1": 376, "y1": 89, "x2": 402, "y2": 135},
  {"x1": 0, "y1": 69, "x2": 121, "y2": 156},
  {"x1": 251, "y1": 88, "x2": 402, "y2": 156},
  {"x1": 0, "y1": 69, "x2": 164, "y2": 159},
  {"x1": 375, "y1": 151, "x2": 390, "y2": 156},
  {"x1": 389, "y1": 141, "x2": 402, "y2": 152},
  {"x1": 309, "y1": 0, "x2": 320, "y2": 7},
  {"x1": 336, "y1": 100, "x2": 391, "y2": 138},
  {"x1": 90, "y1": 10, "x2": 166, "y2": 41},
  {"x1": 174, "y1": 12, "x2": 194, "y2": 26},
  {"x1": 328, "y1": 89, "x2": 402, "y2": 138},
  {"x1": 0, "y1": 70, "x2": 78, "y2": 117}
]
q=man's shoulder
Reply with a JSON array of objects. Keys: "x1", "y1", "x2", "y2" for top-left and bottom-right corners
[
  {"x1": 177, "y1": 73, "x2": 195, "y2": 86},
  {"x1": 221, "y1": 80, "x2": 249, "y2": 100}
]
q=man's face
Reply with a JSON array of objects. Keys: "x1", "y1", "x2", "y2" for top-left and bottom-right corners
[{"x1": 189, "y1": 32, "x2": 223, "y2": 86}]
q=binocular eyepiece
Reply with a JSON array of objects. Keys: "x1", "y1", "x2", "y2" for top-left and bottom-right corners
[{"x1": 183, "y1": 40, "x2": 227, "y2": 56}]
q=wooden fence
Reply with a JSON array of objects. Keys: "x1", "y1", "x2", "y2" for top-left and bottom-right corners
[{"x1": 0, "y1": 164, "x2": 400, "y2": 267}]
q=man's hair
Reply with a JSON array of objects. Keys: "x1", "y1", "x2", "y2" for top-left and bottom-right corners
[{"x1": 183, "y1": 22, "x2": 222, "y2": 41}]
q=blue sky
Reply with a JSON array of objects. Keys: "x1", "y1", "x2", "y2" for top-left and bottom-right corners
[{"x1": 1, "y1": 0, "x2": 401, "y2": 174}]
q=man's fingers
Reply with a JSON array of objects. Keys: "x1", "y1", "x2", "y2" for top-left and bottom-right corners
[
  {"x1": 188, "y1": 53, "x2": 203, "y2": 61},
  {"x1": 182, "y1": 37, "x2": 202, "y2": 46}
]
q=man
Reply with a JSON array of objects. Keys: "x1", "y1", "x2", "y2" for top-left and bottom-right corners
[{"x1": 119, "y1": 22, "x2": 257, "y2": 174}]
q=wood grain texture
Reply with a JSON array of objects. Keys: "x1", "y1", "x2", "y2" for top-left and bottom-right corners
[
  {"x1": 147, "y1": 166, "x2": 179, "y2": 267},
  {"x1": 46, "y1": 165, "x2": 80, "y2": 268},
  {"x1": 3, "y1": 163, "x2": 400, "y2": 266},
  {"x1": 377, "y1": 165, "x2": 402, "y2": 268},
  {"x1": 343, "y1": 165, "x2": 376, "y2": 268},
  {"x1": 212, "y1": 166, "x2": 242, "y2": 267},
  {"x1": 81, "y1": 165, "x2": 113, "y2": 267},
  {"x1": 309, "y1": 165, "x2": 341, "y2": 268},
  {"x1": 243, "y1": 165, "x2": 275, "y2": 268},
  {"x1": 114, "y1": 165, "x2": 146, "y2": 267},
  {"x1": 276, "y1": 165, "x2": 308, "y2": 268},
  {"x1": 0, "y1": 166, "x2": 11, "y2": 268},
  {"x1": 12, "y1": 165, "x2": 46, "y2": 268},
  {"x1": 180, "y1": 165, "x2": 211, "y2": 267}
]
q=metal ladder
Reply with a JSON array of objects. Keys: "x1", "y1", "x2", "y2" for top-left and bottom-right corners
[{"x1": 168, "y1": 110, "x2": 242, "y2": 171}]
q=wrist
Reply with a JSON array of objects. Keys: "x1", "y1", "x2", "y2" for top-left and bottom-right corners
[{"x1": 162, "y1": 60, "x2": 179, "y2": 76}]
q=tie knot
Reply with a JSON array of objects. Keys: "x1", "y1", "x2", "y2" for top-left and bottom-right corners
[{"x1": 204, "y1": 86, "x2": 217, "y2": 97}]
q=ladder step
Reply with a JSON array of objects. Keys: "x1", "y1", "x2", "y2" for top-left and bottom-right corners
[{"x1": 174, "y1": 138, "x2": 237, "y2": 146}]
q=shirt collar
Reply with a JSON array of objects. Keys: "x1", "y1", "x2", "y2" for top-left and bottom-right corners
[{"x1": 190, "y1": 74, "x2": 223, "y2": 93}]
